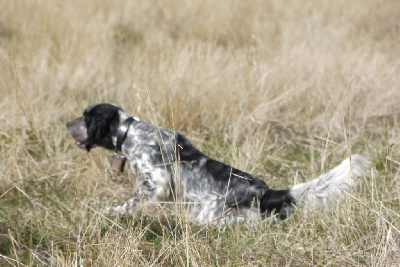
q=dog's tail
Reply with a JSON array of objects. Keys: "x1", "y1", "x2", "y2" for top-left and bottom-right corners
[{"x1": 289, "y1": 154, "x2": 371, "y2": 210}]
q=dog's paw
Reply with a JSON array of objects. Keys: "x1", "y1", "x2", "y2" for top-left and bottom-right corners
[{"x1": 104, "y1": 203, "x2": 134, "y2": 216}]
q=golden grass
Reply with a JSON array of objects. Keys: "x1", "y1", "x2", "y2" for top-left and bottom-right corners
[{"x1": 1, "y1": 0, "x2": 400, "y2": 265}]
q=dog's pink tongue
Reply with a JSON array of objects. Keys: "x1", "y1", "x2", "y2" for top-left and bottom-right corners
[{"x1": 75, "y1": 141, "x2": 86, "y2": 149}]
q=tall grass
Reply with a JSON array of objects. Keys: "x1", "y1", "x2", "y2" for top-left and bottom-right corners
[{"x1": 0, "y1": 0, "x2": 399, "y2": 265}]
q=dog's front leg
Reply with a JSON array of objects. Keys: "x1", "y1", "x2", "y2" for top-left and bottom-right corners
[
  {"x1": 108, "y1": 175, "x2": 159, "y2": 215},
  {"x1": 108, "y1": 193, "x2": 142, "y2": 214}
]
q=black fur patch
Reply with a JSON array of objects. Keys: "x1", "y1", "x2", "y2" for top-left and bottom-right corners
[
  {"x1": 83, "y1": 103, "x2": 121, "y2": 151},
  {"x1": 260, "y1": 189, "x2": 294, "y2": 219}
]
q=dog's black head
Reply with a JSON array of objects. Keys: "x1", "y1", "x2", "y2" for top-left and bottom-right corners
[{"x1": 66, "y1": 103, "x2": 122, "y2": 151}]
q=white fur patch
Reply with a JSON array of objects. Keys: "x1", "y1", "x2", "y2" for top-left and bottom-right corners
[{"x1": 290, "y1": 154, "x2": 371, "y2": 210}]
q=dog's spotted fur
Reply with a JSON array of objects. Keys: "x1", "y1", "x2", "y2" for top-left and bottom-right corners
[{"x1": 67, "y1": 103, "x2": 371, "y2": 224}]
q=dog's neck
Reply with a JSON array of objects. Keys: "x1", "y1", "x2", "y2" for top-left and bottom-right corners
[
  {"x1": 111, "y1": 110, "x2": 139, "y2": 151},
  {"x1": 116, "y1": 117, "x2": 135, "y2": 152}
]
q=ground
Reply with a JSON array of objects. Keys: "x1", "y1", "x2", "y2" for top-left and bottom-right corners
[{"x1": 0, "y1": 0, "x2": 399, "y2": 265}]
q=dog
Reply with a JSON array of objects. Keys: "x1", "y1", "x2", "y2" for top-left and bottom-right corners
[{"x1": 66, "y1": 103, "x2": 371, "y2": 224}]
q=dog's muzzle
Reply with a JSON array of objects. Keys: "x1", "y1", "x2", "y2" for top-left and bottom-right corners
[{"x1": 66, "y1": 117, "x2": 88, "y2": 149}]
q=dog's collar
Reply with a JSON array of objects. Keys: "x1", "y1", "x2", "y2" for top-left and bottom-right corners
[{"x1": 116, "y1": 117, "x2": 136, "y2": 152}]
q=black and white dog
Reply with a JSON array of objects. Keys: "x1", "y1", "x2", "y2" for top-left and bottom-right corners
[{"x1": 67, "y1": 103, "x2": 371, "y2": 224}]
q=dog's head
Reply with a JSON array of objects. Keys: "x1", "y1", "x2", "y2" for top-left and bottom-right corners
[{"x1": 66, "y1": 103, "x2": 122, "y2": 151}]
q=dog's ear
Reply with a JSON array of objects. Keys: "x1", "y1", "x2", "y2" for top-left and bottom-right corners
[{"x1": 84, "y1": 103, "x2": 121, "y2": 151}]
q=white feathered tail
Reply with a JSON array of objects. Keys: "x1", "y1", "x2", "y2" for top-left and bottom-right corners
[{"x1": 289, "y1": 154, "x2": 371, "y2": 210}]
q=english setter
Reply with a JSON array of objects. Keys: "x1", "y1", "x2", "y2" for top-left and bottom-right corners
[{"x1": 66, "y1": 103, "x2": 371, "y2": 224}]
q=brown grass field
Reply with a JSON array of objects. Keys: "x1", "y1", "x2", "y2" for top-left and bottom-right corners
[{"x1": 1, "y1": 0, "x2": 400, "y2": 265}]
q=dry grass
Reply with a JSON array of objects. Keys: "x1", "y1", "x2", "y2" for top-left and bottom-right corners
[{"x1": 1, "y1": 0, "x2": 400, "y2": 265}]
